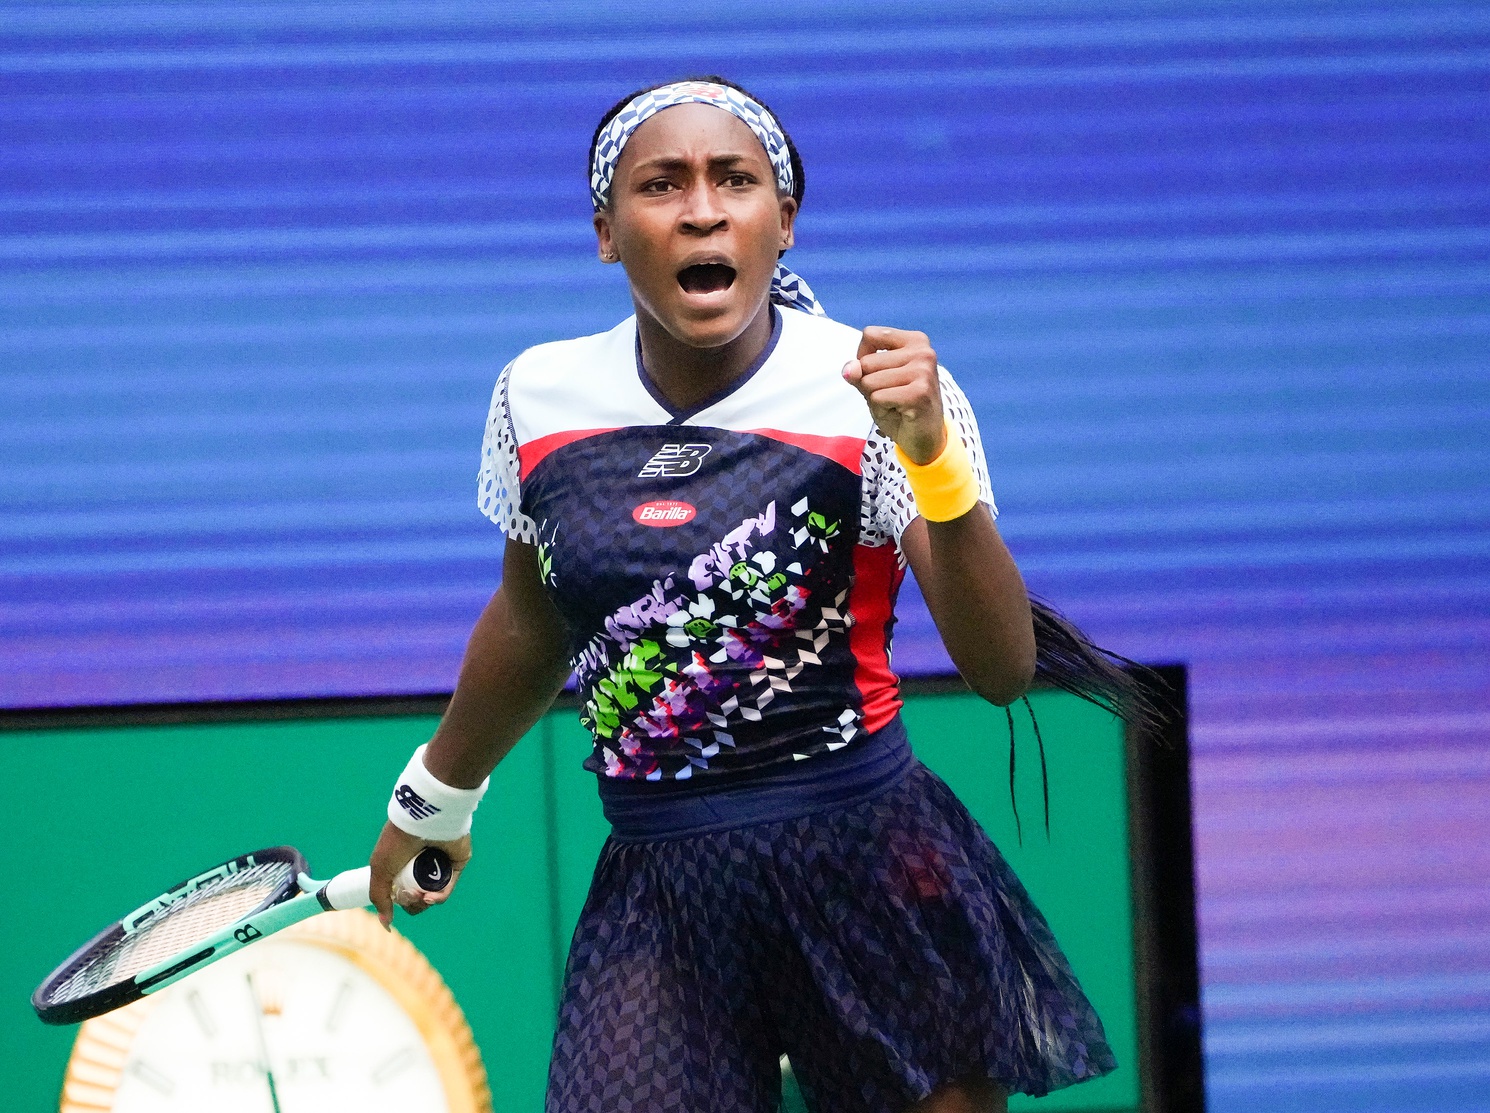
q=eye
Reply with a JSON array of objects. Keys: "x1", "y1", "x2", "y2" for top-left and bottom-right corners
[
  {"x1": 640, "y1": 177, "x2": 677, "y2": 194},
  {"x1": 723, "y1": 172, "x2": 756, "y2": 187}
]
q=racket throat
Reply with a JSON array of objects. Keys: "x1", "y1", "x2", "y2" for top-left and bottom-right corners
[{"x1": 296, "y1": 870, "x2": 338, "y2": 912}]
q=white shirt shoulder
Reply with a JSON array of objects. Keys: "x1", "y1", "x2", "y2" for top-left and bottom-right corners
[{"x1": 503, "y1": 317, "x2": 668, "y2": 445}]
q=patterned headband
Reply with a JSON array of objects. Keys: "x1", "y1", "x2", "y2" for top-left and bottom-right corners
[
  {"x1": 589, "y1": 80, "x2": 824, "y2": 316},
  {"x1": 590, "y1": 80, "x2": 795, "y2": 211}
]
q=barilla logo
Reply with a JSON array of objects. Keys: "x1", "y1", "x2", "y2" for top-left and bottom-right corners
[{"x1": 633, "y1": 500, "x2": 696, "y2": 527}]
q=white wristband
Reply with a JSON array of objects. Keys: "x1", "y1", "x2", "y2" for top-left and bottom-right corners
[{"x1": 387, "y1": 744, "x2": 489, "y2": 840}]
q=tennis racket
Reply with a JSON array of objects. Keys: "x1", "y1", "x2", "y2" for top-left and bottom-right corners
[{"x1": 32, "y1": 844, "x2": 451, "y2": 1025}]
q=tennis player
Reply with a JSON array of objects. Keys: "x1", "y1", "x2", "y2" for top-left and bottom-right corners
[{"x1": 368, "y1": 77, "x2": 1124, "y2": 1113}]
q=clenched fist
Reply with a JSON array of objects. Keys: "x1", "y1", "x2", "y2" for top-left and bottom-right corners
[{"x1": 840, "y1": 326, "x2": 946, "y2": 466}]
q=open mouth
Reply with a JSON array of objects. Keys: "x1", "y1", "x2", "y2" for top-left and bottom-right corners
[{"x1": 677, "y1": 263, "x2": 736, "y2": 295}]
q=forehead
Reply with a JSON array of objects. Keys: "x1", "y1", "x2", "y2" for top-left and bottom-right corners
[{"x1": 617, "y1": 102, "x2": 772, "y2": 169}]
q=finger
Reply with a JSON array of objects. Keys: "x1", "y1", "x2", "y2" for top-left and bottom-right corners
[
  {"x1": 369, "y1": 866, "x2": 396, "y2": 929},
  {"x1": 854, "y1": 365, "x2": 921, "y2": 395},
  {"x1": 858, "y1": 349, "x2": 933, "y2": 379},
  {"x1": 395, "y1": 890, "x2": 429, "y2": 915},
  {"x1": 392, "y1": 866, "x2": 439, "y2": 914},
  {"x1": 417, "y1": 880, "x2": 458, "y2": 908},
  {"x1": 398, "y1": 868, "x2": 461, "y2": 908},
  {"x1": 864, "y1": 383, "x2": 940, "y2": 420},
  {"x1": 444, "y1": 834, "x2": 474, "y2": 873},
  {"x1": 847, "y1": 365, "x2": 924, "y2": 411},
  {"x1": 855, "y1": 351, "x2": 907, "y2": 378},
  {"x1": 368, "y1": 822, "x2": 418, "y2": 929},
  {"x1": 856, "y1": 325, "x2": 920, "y2": 360},
  {"x1": 840, "y1": 358, "x2": 864, "y2": 386}
]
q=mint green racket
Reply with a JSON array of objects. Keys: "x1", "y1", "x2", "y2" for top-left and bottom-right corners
[{"x1": 32, "y1": 844, "x2": 449, "y2": 1025}]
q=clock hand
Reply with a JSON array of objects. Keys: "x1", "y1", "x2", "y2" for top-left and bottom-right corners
[{"x1": 246, "y1": 973, "x2": 285, "y2": 1113}]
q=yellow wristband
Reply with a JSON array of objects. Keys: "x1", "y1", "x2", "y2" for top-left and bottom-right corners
[{"x1": 894, "y1": 418, "x2": 981, "y2": 523}]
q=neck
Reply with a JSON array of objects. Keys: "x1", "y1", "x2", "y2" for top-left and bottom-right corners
[{"x1": 635, "y1": 300, "x2": 775, "y2": 414}]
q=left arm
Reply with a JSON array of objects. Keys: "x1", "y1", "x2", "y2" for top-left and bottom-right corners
[
  {"x1": 843, "y1": 326, "x2": 1035, "y2": 705},
  {"x1": 898, "y1": 511, "x2": 1034, "y2": 705}
]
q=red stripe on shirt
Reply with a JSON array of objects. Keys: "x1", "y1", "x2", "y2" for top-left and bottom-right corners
[
  {"x1": 847, "y1": 541, "x2": 905, "y2": 733},
  {"x1": 744, "y1": 429, "x2": 866, "y2": 474},
  {"x1": 518, "y1": 428, "x2": 619, "y2": 481}
]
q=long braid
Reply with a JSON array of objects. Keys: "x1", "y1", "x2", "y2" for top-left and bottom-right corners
[
  {"x1": 999, "y1": 597, "x2": 1166, "y2": 843},
  {"x1": 1029, "y1": 596, "x2": 1166, "y2": 735}
]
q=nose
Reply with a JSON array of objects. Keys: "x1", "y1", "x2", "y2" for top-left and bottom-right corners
[{"x1": 679, "y1": 181, "x2": 727, "y2": 235}]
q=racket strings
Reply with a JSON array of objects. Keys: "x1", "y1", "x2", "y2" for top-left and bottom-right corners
[{"x1": 46, "y1": 861, "x2": 293, "y2": 1005}]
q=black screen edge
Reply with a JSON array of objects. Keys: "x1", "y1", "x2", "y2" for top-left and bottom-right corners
[{"x1": 1126, "y1": 664, "x2": 1206, "y2": 1113}]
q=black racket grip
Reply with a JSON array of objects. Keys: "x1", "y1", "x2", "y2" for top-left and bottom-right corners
[{"x1": 410, "y1": 846, "x2": 453, "y2": 893}]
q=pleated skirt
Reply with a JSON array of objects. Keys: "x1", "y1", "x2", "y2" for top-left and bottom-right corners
[{"x1": 546, "y1": 753, "x2": 1116, "y2": 1113}]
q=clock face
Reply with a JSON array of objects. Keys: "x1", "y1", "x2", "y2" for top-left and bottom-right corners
[{"x1": 111, "y1": 938, "x2": 451, "y2": 1111}]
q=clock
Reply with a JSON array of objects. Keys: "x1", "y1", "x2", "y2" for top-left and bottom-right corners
[{"x1": 56, "y1": 909, "x2": 491, "y2": 1112}]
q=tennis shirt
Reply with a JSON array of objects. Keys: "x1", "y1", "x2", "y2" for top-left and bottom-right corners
[{"x1": 478, "y1": 306, "x2": 995, "y2": 783}]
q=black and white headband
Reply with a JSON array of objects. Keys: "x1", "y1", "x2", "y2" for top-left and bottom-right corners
[{"x1": 589, "y1": 80, "x2": 825, "y2": 317}]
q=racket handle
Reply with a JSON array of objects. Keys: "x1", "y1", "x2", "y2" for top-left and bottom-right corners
[
  {"x1": 400, "y1": 845, "x2": 454, "y2": 894},
  {"x1": 318, "y1": 847, "x2": 454, "y2": 912}
]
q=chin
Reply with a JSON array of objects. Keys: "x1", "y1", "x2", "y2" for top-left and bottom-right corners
[{"x1": 669, "y1": 305, "x2": 754, "y2": 350}]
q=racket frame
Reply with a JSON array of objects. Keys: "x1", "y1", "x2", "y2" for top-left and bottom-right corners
[
  {"x1": 35, "y1": 844, "x2": 449, "y2": 1025},
  {"x1": 36, "y1": 846, "x2": 310, "y2": 1025}
]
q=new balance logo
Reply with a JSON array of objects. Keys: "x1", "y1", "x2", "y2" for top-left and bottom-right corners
[
  {"x1": 394, "y1": 784, "x2": 441, "y2": 820},
  {"x1": 638, "y1": 443, "x2": 711, "y2": 478}
]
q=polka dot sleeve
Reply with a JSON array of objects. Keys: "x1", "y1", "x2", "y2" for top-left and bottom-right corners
[
  {"x1": 859, "y1": 367, "x2": 997, "y2": 547},
  {"x1": 477, "y1": 361, "x2": 539, "y2": 544}
]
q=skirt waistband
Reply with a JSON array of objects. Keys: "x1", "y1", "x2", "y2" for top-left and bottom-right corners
[{"x1": 598, "y1": 716, "x2": 913, "y2": 841}]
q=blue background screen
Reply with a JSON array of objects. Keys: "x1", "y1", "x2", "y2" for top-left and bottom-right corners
[{"x1": 3, "y1": 5, "x2": 1487, "y2": 1111}]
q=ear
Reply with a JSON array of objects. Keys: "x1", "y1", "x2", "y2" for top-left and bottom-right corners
[
  {"x1": 777, "y1": 195, "x2": 798, "y2": 251},
  {"x1": 593, "y1": 210, "x2": 618, "y2": 263}
]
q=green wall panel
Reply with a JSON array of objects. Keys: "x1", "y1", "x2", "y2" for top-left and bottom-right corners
[
  {"x1": 3, "y1": 691, "x2": 1137, "y2": 1112},
  {"x1": 903, "y1": 691, "x2": 1138, "y2": 1112},
  {"x1": 2, "y1": 714, "x2": 556, "y2": 1112}
]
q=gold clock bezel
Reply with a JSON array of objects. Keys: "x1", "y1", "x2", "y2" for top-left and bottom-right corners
[{"x1": 57, "y1": 909, "x2": 492, "y2": 1113}]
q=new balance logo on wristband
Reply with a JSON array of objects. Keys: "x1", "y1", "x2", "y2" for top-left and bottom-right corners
[
  {"x1": 394, "y1": 784, "x2": 441, "y2": 820},
  {"x1": 638, "y1": 443, "x2": 711, "y2": 478},
  {"x1": 388, "y1": 744, "x2": 487, "y2": 840}
]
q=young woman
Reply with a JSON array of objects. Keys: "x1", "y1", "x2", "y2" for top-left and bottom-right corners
[{"x1": 367, "y1": 77, "x2": 1118, "y2": 1113}]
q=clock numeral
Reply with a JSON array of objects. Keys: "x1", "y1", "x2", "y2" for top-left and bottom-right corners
[
  {"x1": 325, "y1": 978, "x2": 355, "y2": 1033},
  {"x1": 126, "y1": 1059, "x2": 176, "y2": 1095},
  {"x1": 187, "y1": 989, "x2": 217, "y2": 1038},
  {"x1": 212, "y1": 1059, "x2": 270, "y2": 1085},
  {"x1": 285, "y1": 1056, "x2": 332, "y2": 1082},
  {"x1": 371, "y1": 1046, "x2": 418, "y2": 1084}
]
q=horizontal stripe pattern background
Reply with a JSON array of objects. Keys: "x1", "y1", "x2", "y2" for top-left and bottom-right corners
[{"x1": 2, "y1": 3, "x2": 1488, "y2": 1110}]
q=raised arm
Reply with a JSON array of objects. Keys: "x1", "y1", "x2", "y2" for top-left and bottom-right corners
[
  {"x1": 367, "y1": 537, "x2": 572, "y2": 925},
  {"x1": 842, "y1": 326, "x2": 1036, "y2": 706},
  {"x1": 898, "y1": 509, "x2": 1034, "y2": 705}
]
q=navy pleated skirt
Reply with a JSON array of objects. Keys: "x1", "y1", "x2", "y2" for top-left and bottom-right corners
[{"x1": 546, "y1": 718, "x2": 1116, "y2": 1113}]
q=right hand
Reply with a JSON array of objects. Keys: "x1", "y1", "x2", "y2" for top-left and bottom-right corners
[{"x1": 367, "y1": 820, "x2": 472, "y2": 929}]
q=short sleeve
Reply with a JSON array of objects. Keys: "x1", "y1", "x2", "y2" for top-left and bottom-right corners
[
  {"x1": 859, "y1": 367, "x2": 997, "y2": 547},
  {"x1": 477, "y1": 362, "x2": 539, "y2": 544}
]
